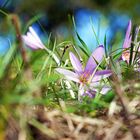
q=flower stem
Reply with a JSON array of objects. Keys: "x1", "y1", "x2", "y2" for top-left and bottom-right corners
[{"x1": 44, "y1": 47, "x2": 60, "y2": 66}]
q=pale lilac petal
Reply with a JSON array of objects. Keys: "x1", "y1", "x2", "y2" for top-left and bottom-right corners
[
  {"x1": 26, "y1": 32, "x2": 44, "y2": 49},
  {"x1": 29, "y1": 27, "x2": 42, "y2": 43},
  {"x1": 126, "y1": 20, "x2": 132, "y2": 38},
  {"x1": 92, "y1": 70, "x2": 112, "y2": 82},
  {"x1": 123, "y1": 20, "x2": 132, "y2": 49},
  {"x1": 85, "y1": 45, "x2": 105, "y2": 74},
  {"x1": 125, "y1": 20, "x2": 131, "y2": 39},
  {"x1": 69, "y1": 52, "x2": 83, "y2": 74},
  {"x1": 22, "y1": 27, "x2": 45, "y2": 50},
  {"x1": 83, "y1": 89, "x2": 96, "y2": 98},
  {"x1": 22, "y1": 35, "x2": 39, "y2": 50},
  {"x1": 26, "y1": 32, "x2": 37, "y2": 43},
  {"x1": 92, "y1": 86, "x2": 111, "y2": 95},
  {"x1": 29, "y1": 27, "x2": 45, "y2": 49},
  {"x1": 100, "y1": 86, "x2": 111, "y2": 95},
  {"x1": 55, "y1": 68, "x2": 80, "y2": 83},
  {"x1": 90, "y1": 81, "x2": 102, "y2": 87},
  {"x1": 128, "y1": 35, "x2": 132, "y2": 47}
]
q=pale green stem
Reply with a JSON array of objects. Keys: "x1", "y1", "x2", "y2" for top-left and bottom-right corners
[
  {"x1": 44, "y1": 47, "x2": 60, "y2": 66},
  {"x1": 44, "y1": 46, "x2": 75, "y2": 99}
]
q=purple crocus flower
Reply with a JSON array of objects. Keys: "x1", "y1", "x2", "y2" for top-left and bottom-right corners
[
  {"x1": 22, "y1": 26, "x2": 45, "y2": 50},
  {"x1": 121, "y1": 20, "x2": 140, "y2": 71},
  {"x1": 121, "y1": 20, "x2": 132, "y2": 63},
  {"x1": 56, "y1": 45, "x2": 112, "y2": 98}
]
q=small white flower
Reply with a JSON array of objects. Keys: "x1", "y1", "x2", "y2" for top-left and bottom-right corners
[
  {"x1": 22, "y1": 26, "x2": 45, "y2": 50},
  {"x1": 22, "y1": 26, "x2": 60, "y2": 65}
]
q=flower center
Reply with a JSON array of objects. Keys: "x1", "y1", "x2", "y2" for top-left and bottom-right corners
[
  {"x1": 122, "y1": 51, "x2": 130, "y2": 62},
  {"x1": 79, "y1": 72, "x2": 90, "y2": 84}
]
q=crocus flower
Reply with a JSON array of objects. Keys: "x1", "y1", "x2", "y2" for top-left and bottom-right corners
[
  {"x1": 22, "y1": 26, "x2": 45, "y2": 50},
  {"x1": 121, "y1": 20, "x2": 132, "y2": 63},
  {"x1": 56, "y1": 45, "x2": 112, "y2": 99},
  {"x1": 22, "y1": 26, "x2": 60, "y2": 65},
  {"x1": 121, "y1": 20, "x2": 140, "y2": 72}
]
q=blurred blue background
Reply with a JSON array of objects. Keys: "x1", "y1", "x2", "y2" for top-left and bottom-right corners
[{"x1": 0, "y1": 0, "x2": 139, "y2": 53}]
